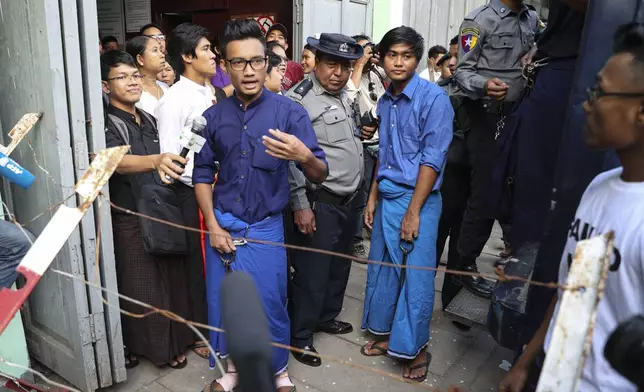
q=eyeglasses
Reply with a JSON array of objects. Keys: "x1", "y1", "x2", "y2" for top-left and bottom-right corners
[
  {"x1": 587, "y1": 85, "x2": 644, "y2": 105},
  {"x1": 144, "y1": 34, "x2": 166, "y2": 41},
  {"x1": 106, "y1": 73, "x2": 144, "y2": 82},
  {"x1": 226, "y1": 57, "x2": 268, "y2": 71}
]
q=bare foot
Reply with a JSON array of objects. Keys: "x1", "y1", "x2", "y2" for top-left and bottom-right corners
[
  {"x1": 360, "y1": 340, "x2": 389, "y2": 356},
  {"x1": 168, "y1": 354, "x2": 187, "y2": 369},
  {"x1": 402, "y1": 349, "x2": 430, "y2": 382}
]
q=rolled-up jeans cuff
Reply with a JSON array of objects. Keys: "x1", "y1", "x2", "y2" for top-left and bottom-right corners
[{"x1": 0, "y1": 221, "x2": 34, "y2": 288}]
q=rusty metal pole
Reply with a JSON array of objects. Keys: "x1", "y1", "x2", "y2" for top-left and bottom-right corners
[
  {"x1": 0, "y1": 146, "x2": 128, "y2": 335},
  {"x1": 536, "y1": 232, "x2": 615, "y2": 392}
]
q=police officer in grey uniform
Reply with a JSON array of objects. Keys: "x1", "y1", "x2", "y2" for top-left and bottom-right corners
[
  {"x1": 286, "y1": 33, "x2": 373, "y2": 367},
  {"x1": 452, "y1": 0, "x2": 538, "y2": 298}
]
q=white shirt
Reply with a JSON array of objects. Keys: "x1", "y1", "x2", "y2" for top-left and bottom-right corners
[
  {"x1": 544, "y1": 168, "x2": 644, "y2": 392},
  {"x1": 419, "y1": 68, "x2": 441, "y2": 83},
  {"x1": 135, "y1": 81, "x2": 168, "y2": 117},
  {"x1": 155, "y1": 76, "x2": 215, "y2": 186},
  {"x1": 346, "y1": 67, "x2": 386, "y2": 144}
]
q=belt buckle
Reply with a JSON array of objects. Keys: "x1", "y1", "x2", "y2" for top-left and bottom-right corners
[
  {"x1": 232, "y1": 238, "x2": 247, "y2": 246},
  {"x1": 233, "y1": 226, "x2": 250, "y2": 246}
]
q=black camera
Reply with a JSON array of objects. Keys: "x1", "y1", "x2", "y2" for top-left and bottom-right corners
[{"x1": 604, "y1": 315, "x2": 644, "y2": 390}]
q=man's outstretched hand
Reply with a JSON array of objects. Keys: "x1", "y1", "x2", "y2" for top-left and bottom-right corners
[{"x1": 263, "y1": 129, "x2": 313, "y2": 164}]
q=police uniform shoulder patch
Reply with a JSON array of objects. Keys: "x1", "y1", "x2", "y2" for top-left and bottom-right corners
[
  {"x1": 293, "y1": 79, "x2": 313, "y2": 98},
  {"x1": 460, "y1": 26, "x2": 480, "y2": 54}
]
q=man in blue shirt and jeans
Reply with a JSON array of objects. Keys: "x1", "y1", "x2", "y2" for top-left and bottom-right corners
[
  {"x1": 360, "y1": 26, "x2": 453, "y2": 383},
  {"x1": 194, "y1": 20, "x2": 327, "y2": 392}
]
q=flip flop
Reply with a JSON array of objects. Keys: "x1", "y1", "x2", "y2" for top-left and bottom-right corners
[
  {"x1": 124, "y1": 354, "x2": 139, "y2": 369},
  {"x1": 189, "y1": 341, "x2": 211, "y2": 359},
  {"x1": 403, "y1": 351, "x2": 432, "y2": 383},
  {"x1": 168, "y1": 356, "x2": 188, "y2": 369},
  {"x1": 123, "y1": 346, "x2": 139, "y2": 369},
  {"x1": 360, "y1": 341, "x2": 389, "y2": 357}
]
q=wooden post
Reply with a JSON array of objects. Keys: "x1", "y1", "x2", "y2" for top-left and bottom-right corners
[
  {"x1": 536, "y1": 232, "x2": 614, "y2": 392},
  {"x1": 0, "y1": 146, "x2": 128, "y2": 335}
]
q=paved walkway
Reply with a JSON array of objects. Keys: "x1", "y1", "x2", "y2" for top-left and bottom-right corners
[{"x1": 98, "y1": 225, "x2": 512, "y2": 392}]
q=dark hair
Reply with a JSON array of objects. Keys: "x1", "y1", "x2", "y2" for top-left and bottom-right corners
[
  {"x1": 304, "y1": 43, "x2": 316, "y2": 53},
  {"x1": 218, "y1": 19, "x2": 266, "y2": 59},
  {"x1": 378, "y1": 26, "x2": 424, "y2": 62},
  {"x1": 125, "y1": 36, "x2": 152, "y2": 67},
  {"x1": 166, "y1": 23, "x2": 211, "y2": 76},
  {"x1": 101, "y1": 35, "x2": 119, "y2": 46},
  {"x1": 100, "y1": 51, "x2": 137, "y2": 81},
  {"x1": 140, "y1": 23, "x2": 163, "y2": 35},
  {"x1": 352, "y1": 34, "x2": 371, "y2": 43},
  {"x1": 267, "y1": 52, "x2": 282, "y2": 74},
  {"x1": 267, "y1": 41, "x2": 286, "y2": 54},
  {"x1": 428, "y1": 45, "x2": 447, "y2": 59},
  {"x1": 436, "y1": 53, "x2": 451, "y2": 67},
  {"x1": 613, "y1": 23, "x2": 644, "y2": 83},
  {"x1": 449, "y1": 35, "x2": 459, "y2": 46}
]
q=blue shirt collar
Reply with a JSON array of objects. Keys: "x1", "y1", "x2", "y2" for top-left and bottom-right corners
[
  {"x1": 385, "y1": 72, "x2": 421, "y2": 100},
  {"x1": 231, "y1": 88, "x2": 269, "y2": 110}
]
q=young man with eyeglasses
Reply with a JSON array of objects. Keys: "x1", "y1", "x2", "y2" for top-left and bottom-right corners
[
  {"x1": 101, "y1": 50, "x2": 194, "y2": 369},
  {"x1": 500, "y1": 23, "x2": 644, "y2": 392},
  {"x1": 141, "y1": 23, "x2": 166, "y2": 54},
  {"x1": 194, "y1": 19, "x2": 327, "y2": 392},
  {"x1": 265, "y1": 23, "x2": 304, "y2": 90},
  {"x1": 154, "y1": 23, "x2": 217, "y2": 360},
  {"x1": 286, "y1": 33, "x2": 376, "y2": 367},
  {"x1": 347, "y1": 34, "x2": 387, "y2": 259}
]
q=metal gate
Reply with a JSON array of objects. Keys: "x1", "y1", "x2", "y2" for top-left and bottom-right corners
[
  {"x1": 292, "y1": 0, "x2": 374, "y2": 61},
  {"x1": 0, "y1": 0, "x2": 125, "y2": 390}
]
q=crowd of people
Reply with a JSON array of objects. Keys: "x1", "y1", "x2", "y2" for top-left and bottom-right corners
[{"x1": 70, "y1": 0, "x2": 644, "y2": 391}]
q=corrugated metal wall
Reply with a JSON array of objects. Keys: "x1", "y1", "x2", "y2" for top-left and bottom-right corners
[
  {"x1": 403, "y1": 0, "x2": 488, "y2": 54},
  {"x1": 400, "y1": 0, "x2": 551, "y2": 65}
]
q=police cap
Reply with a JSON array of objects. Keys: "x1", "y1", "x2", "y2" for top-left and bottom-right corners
[{"x1": 307, "y1": 33, "x2": 364, "y2": 60}]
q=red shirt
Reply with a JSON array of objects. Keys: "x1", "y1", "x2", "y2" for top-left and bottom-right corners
[{"x1": 282, "y1": 61, "x2": 304, "y2": 91}]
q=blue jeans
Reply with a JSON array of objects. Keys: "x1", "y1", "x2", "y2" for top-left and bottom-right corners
[
  {"x1": 0, "y1": 220, "x2": 33, "y2": 288},
  {"x1": 354, "y1": 145, "x2": 379, "y2": 242}
]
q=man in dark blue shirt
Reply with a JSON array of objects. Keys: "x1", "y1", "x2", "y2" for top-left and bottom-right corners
[
  {"x1": 360, "y1": 26, "x2": 453, "y2": 383},
  {"x1": 193, "y1": 20, "x2": 327, "y2": 392}
]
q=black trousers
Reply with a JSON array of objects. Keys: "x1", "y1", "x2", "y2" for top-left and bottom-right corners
[
  {"x1": 289, "y1": 201, "x2": 356, "y2": 348},
  {"x1": 456, "y1": 104, "x2": 504, "y2": 268},
  {"x1": 436, "y1": 162, "x2": 471, "y2": 309},
  {"x1": 175, "y1": 183, "x2": 209, "y2": 335}
]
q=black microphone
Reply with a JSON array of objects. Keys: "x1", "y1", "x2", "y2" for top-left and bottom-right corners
[
  {"x1": 220, "y1": 272, "x2": 277, "y2": 392},
  {"x1": 166, "y1": 115, "x2": 208, "y2": 183}
]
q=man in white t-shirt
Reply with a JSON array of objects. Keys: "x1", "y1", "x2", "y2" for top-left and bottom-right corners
[
  {"x1": 154, "y1": 23, "x2": 217, "y2": 359},
  {"x1": 499, "y1": 24, "x2": 644, "y2": 392}
]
